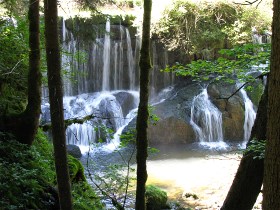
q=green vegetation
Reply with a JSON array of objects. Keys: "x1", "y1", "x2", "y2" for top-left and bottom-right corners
[
  {"x1": 164, "y1": 43, "x2": 270, "y2": 91},
  {"x1": 0, "y1": 130, "x2": 103, "y2": 210},
  {"x1": 245, "y1": 139, "x2": 266, "y2": 159},
  {"x1": 155, "y1": 1, "x2": 271, "y2": 60},
  {"x1": 145, "y1": 185, "x2": 168, "y2": 210},
  {"x1": 0, "y1": 17, "x2": 29, "y2": 115}
]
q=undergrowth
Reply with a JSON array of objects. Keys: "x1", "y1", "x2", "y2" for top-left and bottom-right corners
[{"x1": 0, "y1": 129, "x2": 103, "y2": 210}]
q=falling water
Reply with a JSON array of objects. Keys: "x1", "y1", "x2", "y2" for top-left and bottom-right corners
[
  {"x1": 61, "y1": 91, "x2": 139, "y2": 149},
  {"x1": 126, "y1": 28, "x2": 136, "y2": 90},
  {"x1": 102, "y1": 20, "x2": 111, "y2": 91},
  {"x1": 190, "y1": 89, "x2": 224, "y2": 144},
  {"x1": 42, "y1": 18, "x2": 175, "y2": 149},
  {"x1": 240, "y1": 88, "x2": 256, "y2": 143}
]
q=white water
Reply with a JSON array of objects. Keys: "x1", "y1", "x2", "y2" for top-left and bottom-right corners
[
  {"x1": 102, "y1": 20, "x2": 111, "y2": 91},
  {"x1": 126, "y1": 28, "x2": 136, "y2": 90},
  {"x1": 190, "y1": 89, "x2": 225, "y2": 147},
  {"x1": 61, "y1": 91, "x2": 139, "y2": 150},
  {"x1": 51, "y1": 18, "x2": 175, "y2": 149},
  {"x1": 240, "y1": 87, "x2": 257, "y2": 144}
]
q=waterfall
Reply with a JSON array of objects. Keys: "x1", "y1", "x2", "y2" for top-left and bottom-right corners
[
  {"x1": 61, "y1": 91, "x2": 139, "y2": 149},
  {"x1": 240, "y1": 88, "x2": 256, "y2": 143},
  {"x1": 41, "y1": 18, "x2": 175, "y2": 150},
  {"x1": 126, "y1": 28, "x2": 135, "y2": 90},
  {"x1": 190, "y1": 89, "x2": 224, "y2": 143},
  {"x1": 102, "y1": 20, "x2": 111, "y2": 91}
]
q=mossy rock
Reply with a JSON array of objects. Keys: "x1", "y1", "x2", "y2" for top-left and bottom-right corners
[
  {"x1": 246, "y1": 81, "x2": 264, "y2": 107},
  {"x1": 68, "y1": 155, "x2": 86, "y2": 183},
  {"x1": 146, "y1": 185, "x2": 168, "y2": 210}
]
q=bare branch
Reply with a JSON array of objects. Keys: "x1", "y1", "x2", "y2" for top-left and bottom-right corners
[
  {"x1": 234, "y1": 0, "x2": 263, "y2": 8},
  {"x1": 1, "y1": 59, "x2": 23, "y2": 76},
  {"x1": 218, "y1": 72, "x2": 268, "y2": 101}
]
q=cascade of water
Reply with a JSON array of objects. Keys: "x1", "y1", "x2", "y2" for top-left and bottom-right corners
[
  {"x1": 113, "y1": 43, "x2": 118, "y2": 89},
  {"x1": 102, "y1": 20, "x2": 111, "y2": 91},
  {"x1": 240, "y1": 88, "x2": 256, "y2": 142},
  {"x1": 58, "y1": 91, "x2": 139, "y2": 149},
  {"x1": 190, "y1": 89, "x2": 224, "y2": 143},
  {"x1": 41, "y1": 19, "x2": 177, "y2": 150},
  {"x1": 126, "y1": 28, "x2": 135, "y2": 90}
]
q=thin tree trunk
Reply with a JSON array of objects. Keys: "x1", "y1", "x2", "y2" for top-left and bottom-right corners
[
  {"x1": 0, "y1": 0, "x2": 42, "y2": 145},
  {"x1": 20, "y1": 0, "x2": 42, "y2": 145},
  {"x1": 262, "y1": 0, "x2": 280, "y2": 208},
  {"x1": 135, "y1": 0, "x2": 152, "y2": 209},
  {"x1": 221, "y1": 83, "x2": 268, "y2": 210},
  {"x1": 44, "y1": 1, "x2": 73, "y2": 209}
]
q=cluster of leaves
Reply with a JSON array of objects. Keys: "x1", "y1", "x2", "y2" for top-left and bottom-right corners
[
  {"x1": 0, "y1": 17, "x2": 29, "y2": 115},
  {"x1": 0, "y1": 130, "x2": 104, "y2": 210},
  {"x1": 0, "y1": 131, "x2": 57, "y2": 209},
  {"x1": 245, "y1": 139, "x2": 266, "y2": 160},
  {"x1": 164, "y1": 43, "x2": 270, "y2": 85},
  {"x1": 154, "y1": 0, "x2": 271, "y2": 59}
]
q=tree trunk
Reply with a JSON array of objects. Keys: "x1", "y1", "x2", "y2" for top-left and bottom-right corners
[
  {"x1": 262, "y1": 0, "x2": 280, "y2": 208},
  {"x1": 19, "y1": 0, "x2": 42, "y2": 145},
  {"x1": 221, "y1": 83, "x2": 268, "y2": 210},
  {"x1": 135, "y1": 0, "x2": 152, "y2": 209},
  {"x1": 44, "y1": 1, "x2": 73, "y2": 209},
  {"x1": 0, "y1": 0, "x2": 42, "y2": 145}
]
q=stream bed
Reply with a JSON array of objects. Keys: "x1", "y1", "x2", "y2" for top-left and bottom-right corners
[{"x1": 80, "y1": 143, "x2": 263, "y2": 209}]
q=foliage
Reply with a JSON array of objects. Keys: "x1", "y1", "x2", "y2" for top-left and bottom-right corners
[
  {"x1": 244, "y1": 139, "x2": 266, "y2": 159},
  {"x1": 154, "y1": 0, "x2": 271, "y2": 59},
  {"x1": 72, "y1": 181, "x2": 105, "y2": 210},
  {"x1": 0, "y1": 131, "x2": 57, "y2": 209},
  {"x1": 0, "y1": 0, "x2": 29, "y2": 16},
  {"x1": 145, "y1": 185, "x2": 168, "y2": 210},
  {"x1": 164, "y1": 43, "x2": 270, "y2": 84},
  {"x1": 0, "y1": 130, "x2": 103, "y2": 209},
  {"x1": 0, "y1": 17, "x2": 29, "y2": 115}
]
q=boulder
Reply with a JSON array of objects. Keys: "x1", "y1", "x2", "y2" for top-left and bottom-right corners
[
  {"x1": 123, "y1": 80, "x2": 250, "y2": 144},
  {"x1": 114, "y1": 91, "x2": 138, "y2": 116},
  {"x1": 148, "y1": 117, "x2": 195, "y2": 144},
  {"x1": 146, "y1": 185, "x2": 168, "y2": 210},
  {"x1": 67, "y1": 144, "x2": 82, "y2": 158}
]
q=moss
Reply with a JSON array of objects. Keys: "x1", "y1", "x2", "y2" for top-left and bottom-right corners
[
  {"x1": 246, "y1": 82, "x2": 264, "y2": 107},
  {"x1": 64, "y1": 14, "x2": 136, "y2": 42},
  {"x1": 68, "y1": 155, "x2": 86, "y2": 183},
  {"x1": 146, "y1": 185, "x2": 168, "y2": 210},
  {"x1": 0, "y1": 129, "x2": 103, "y2": 210}
]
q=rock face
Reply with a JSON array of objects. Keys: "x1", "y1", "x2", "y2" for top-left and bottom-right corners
[
  {"x1": 207, "y1": 83, "x2": 245, "y2": 141},
  {"x1": 125, "y1": 79, "x2": 257, "y2": 144},
  {"x1": 147, "y1": 82, "x2": 201, "y2": 144}
]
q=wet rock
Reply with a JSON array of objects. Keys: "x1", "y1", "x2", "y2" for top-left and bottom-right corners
[
  {"x1": 114, "y1": 91, "x2": 138, "y2": 116},
  {"x1": 67, "y1": 144, "x2": 82, "y2": 158}
]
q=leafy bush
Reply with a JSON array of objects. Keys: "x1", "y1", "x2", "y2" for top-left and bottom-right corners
[
  {"x1": 245, "y1": 139, "x2": 266, "y2": 159},
  {"x1": 154, "y1": 1, "x2": 271, "y2": 59},
  {"x1": 0, "y1": 130, "x2": 103, "y2": 209},
  {"x1": 146, "y1": 185, "x2": 168, "y2": 210},
  {"x1": 0, "y1": 131, "x2": 57, "y2": 209}
]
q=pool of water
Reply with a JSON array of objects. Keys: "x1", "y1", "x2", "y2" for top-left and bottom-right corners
[{"x1": 80, "y1": 142, "x2": 262, "y2": 209}]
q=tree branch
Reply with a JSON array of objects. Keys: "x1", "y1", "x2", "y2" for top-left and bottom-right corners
[{"x1": 218, "y1": 72, "x2": 268, "y2": 101}]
